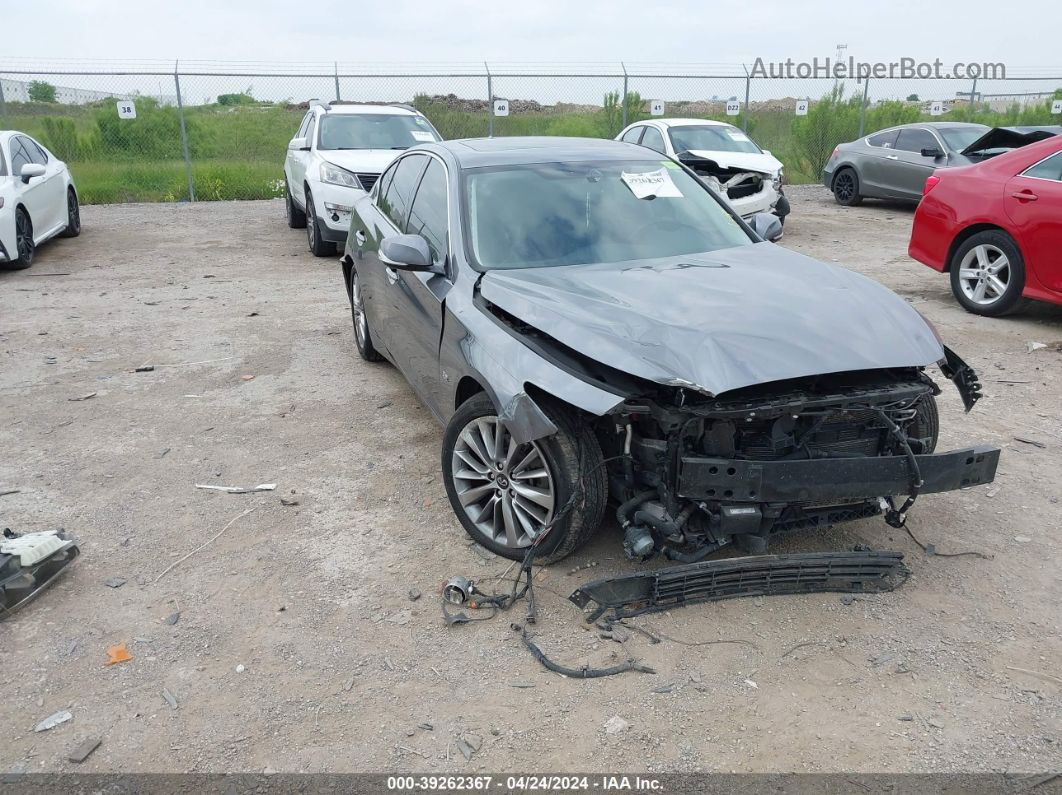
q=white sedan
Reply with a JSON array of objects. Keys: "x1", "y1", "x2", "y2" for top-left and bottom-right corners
[{"x1": 0, "y1": 130, "x2": 80, "y2": 269}]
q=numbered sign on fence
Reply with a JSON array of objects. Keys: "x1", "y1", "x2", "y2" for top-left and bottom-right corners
[
  {"x1": 493, "y1": 99, "x2": 509, "y2": 117},
  {"x1": 116, "y1": 100, "x2": 136, "y2": 119},
  {"x1": 725, "y1": 100, "x2": 741, "y2": 116},
  {"x1": 930, "y1": 101, "x2": 944, "y2": 116},
  {"x1": 795, "y1": 99, "x2": 809, "y2": 116},
  {"x1": 650, "y1": 100, "x2": 665, "y2": 116},
  {"x1": 1053, "y1": 100, "x2": 1062, "y2": 115}
]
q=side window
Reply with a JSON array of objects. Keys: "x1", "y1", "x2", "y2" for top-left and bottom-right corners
[
  {"x1": 405, "y1": 158, "x2": 448, "y2": 266},
  {"x1": 867, "y1": 129, "x2": 899, "y2": 148},
  {"x1": 1022, "y1": 152, "x2": 1062, "y2": 182},
  {"x1": 640, "y1": 126, "x2": 666, "y2": 154},
  {"x1": 296, "y1": 112, "x2": 312, "y2": 139},
  {"x1": 621, "y1": 126, "x2": 643, "y2": 144},
  {"x1": 379, "y1": 154, "x2": 427, "y2": 230},
  {"x1": 25, "y1": 138, "x2": 49, "y2": 164},
  {"x1": 9, "y1": 138, "x2": 31, "y2": 176},
  {"x1": 304, "y1": 115, "x2": 317, "y2": 148},
  {"x1": 894, "y1": 128, "x2": 938, "y2": 154}
]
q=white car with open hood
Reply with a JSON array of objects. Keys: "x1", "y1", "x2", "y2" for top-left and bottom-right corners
[
  {"x1": 616, "y1": 118, "x2": 789, "y2": 231},
  {"x1": 283, "y1": 102, "x2": 443, "y2": 256}
]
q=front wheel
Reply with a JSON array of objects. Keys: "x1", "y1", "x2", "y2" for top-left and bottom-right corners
[
  {"x1": 9, "y1": 208, "x2": 34, "y2": 269},
  {"x1": 349, "y1": 267, "x2": 382, "y2": 362},
  {"x1": 59, "y1": 188, "x2": 80, "y2": 238},
  {"x1": 441, "y1": 394, "x2": 606, "y2": 564},
  {"x1": 305, "y1": 188, "x2": 336, "y2": 257},
  {"x1": 949, "y1": 230, "x2": 1027, "y2": 317}
]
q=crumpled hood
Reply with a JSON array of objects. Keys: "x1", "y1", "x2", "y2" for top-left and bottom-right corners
[
  {"x1": 681, "y1": 149, "x2": 783, "y2": 175},
  {"x1": 319, "y1": 149, "x2": 402, "y2": 174},
  {"x1": 479, "y1": 243, "x2": 944, "y2": 396}
]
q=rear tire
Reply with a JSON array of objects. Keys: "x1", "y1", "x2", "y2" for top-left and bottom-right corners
[
  {"x1": 949, "y1": 230, "x2": 1027, "y2": 317},
  {"x1": 8, "y1": 208, "x2": 34, "y2": 270},
  {"x1": 59, "y1": 188, "x2": 80, "y2": 238},
  {"x1": 305, "y1": 188, "x2": 337, "y2": 257},
  {"x1": 832, "y1": 168, "x2": 863, "y2": 206},
  {"x1": 442, "y1": 394, "x2": 606, "y2": 564},
  {"x1": 285, "y1": 179, "x2": 306, "y2": 229}
]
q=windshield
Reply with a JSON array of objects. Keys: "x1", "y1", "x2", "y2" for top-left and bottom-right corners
[
  {"x1": 667, "y1": 125, "x2": 762, "y2": 155},
  {"x1": 938, "y1": 126, "x2": 990, "y2": 151},
  {"x1": 316, "y1": 114, "x2": 440, "y2": 150},
  {"x1": 463, "y1": 159, "x2": 752, "y2": 270}
]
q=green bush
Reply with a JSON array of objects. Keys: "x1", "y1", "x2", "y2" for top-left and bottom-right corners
[
  {"x1": 28, "y1": 80, "x2": 57, "y2": 103},
  {"x1": 40, "y1": 117, "x2": 82, "y2": 161}
]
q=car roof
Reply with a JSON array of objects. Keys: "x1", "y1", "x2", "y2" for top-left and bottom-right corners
[
  {"x1": 429, "y1": 137, "x2": 662, "y2": 168},
  {"x1": 653, "y1": 118, "x2": 733, "y2": 128},
  {"x1": 311, "y1": 103, "x2": 419, "y2": 116},
  {"x1": 874, "y1": 121, "x2": 990, "y2": 133}
]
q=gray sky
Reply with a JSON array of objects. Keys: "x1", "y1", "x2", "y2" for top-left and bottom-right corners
[{"x1": 2, "y1": 0, "x2": 1059, "y2": 71}]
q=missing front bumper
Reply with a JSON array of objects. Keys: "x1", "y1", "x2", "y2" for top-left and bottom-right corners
[
  {"x1": 678, "y1": 445, "x2": 999, "y2": 503},
  {"x1": 569, "y1": 551, "x2": 907, "y2": 622}
]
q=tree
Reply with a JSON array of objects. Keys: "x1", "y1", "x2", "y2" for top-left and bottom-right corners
[
  {"x1": 28, "y1": 80, "x2": 57, "y2": 103},
  {"x1": 906, "y1": 93, "x2": 920, "y2": 102}
]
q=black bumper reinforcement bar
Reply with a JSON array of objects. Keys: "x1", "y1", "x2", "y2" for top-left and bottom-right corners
[
  {"x1": 678, "y1": 446, "x2": 999, "y2": 503},
  {"x1": 569, "y1": 551, "x2": 907, "y2": 622}
]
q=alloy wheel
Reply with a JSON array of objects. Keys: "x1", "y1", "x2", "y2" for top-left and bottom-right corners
[
  {"x1": 835, "y1": 172, "x2": 855, "y2": 202},
  {"x1": 15, "y1": 212, "x2": 33, "y2": 262},
  {"x1": 351, "y1": 271, "x2": 368, "y2": 346},
  {"x1": 67, "y1": 192, "x2": 80, "y2": 233},
  {"x1": 958, "y1": 244, "x2": 1010, "y2": 305},
  {"x1": 306, "y1": 192, "x2": 316, "y2": 249},
  {"x1": 450, "y1": 416, "x2": 556, "y2": 549}
]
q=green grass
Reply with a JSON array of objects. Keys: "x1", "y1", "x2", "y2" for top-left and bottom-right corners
[{"x1": 2, "y1": 88, "x2": 1059, "y2": 202}]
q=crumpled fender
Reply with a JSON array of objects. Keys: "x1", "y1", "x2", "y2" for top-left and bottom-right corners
[
  {"x1": 449, "y1": 300, "x2": 625, "y2": 445},
  {"x1": 938, "y1": 345, "x2": 984, "y2": 412}
]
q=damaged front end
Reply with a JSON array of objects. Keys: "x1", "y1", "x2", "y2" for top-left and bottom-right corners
[
  {"x1": 595, "y1": 360, "x2": 998, "y2": 563},
  {"x1": 677, "y1": 153, "x2": 776, "y2": 216}
]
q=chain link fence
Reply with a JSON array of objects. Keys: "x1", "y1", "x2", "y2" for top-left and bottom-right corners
[{"x1": 1, "y1": 60, "x2": 1059, "y2": 204}]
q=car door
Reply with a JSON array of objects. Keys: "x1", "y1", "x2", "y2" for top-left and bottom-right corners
[
  {"x1": 289, "y1": 113, "x2": 315, "y2": 207},
  {"x1": 1004, "y1": 151, "x2": 1062, "y2": 293},
  {"x1": 24, "y1": 137, "x2": 66, "y2": 234},
  {"x1": 857, "y1": 129, "x2": 900, "y2": 196},
  {"x1": 382, "y1": 156, "x2": 454, "y2": 417},
  {"x1": 9, "y1": 137, "x2": 52, "y2": 239},
  {"x1": 356, "y1": 153, "x2": 429, "y2": 360},
  {"x1": 285, "y1": 112, "x2": 311, "y2": 201},
  {"x1": 887, "y1": 128, "x2": 943, "y2": 199}
]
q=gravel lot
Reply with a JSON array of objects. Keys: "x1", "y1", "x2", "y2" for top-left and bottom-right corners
[{"x1": 1, "y1": 185, "x2": 1059, "y2": 774}]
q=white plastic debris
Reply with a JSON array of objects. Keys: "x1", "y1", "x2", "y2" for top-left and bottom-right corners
[
  {"x1": 744, "y1": 678, "x2": 759, "y2": 689},
  {"x1": 1027, "y1": 341, "x2": 1047, "y2": 352},
  {"x1": 1, "y1": 531, "x2": 74, "y2": 566},
  {"x1": 604, "y1": 716, "x2": 629, "y2": 734},
  {"x1": 195, "y1": 483, "x2": 276, "y2": 494},
  {"x1": 34, "y1": 710, "x2": 72, "y2": 732}
]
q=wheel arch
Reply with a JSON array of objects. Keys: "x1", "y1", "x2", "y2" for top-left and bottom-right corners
[
  {"x1": 945, "y1": 223, "x2": 1016, "y2": 273},
  {"x1": 455, "y1": 375, "x2": 488, "y2": 411},
  {"x1": 828, "y1": 162, "x2": 859, "y2": 190}
]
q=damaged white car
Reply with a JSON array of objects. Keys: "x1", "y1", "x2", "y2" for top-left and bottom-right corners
[{"x1": 616, "y1": 118, "x2": 789, "y2": 235}]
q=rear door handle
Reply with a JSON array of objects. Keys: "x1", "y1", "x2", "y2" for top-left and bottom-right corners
[{"x1": 1010, "y1": 190, "x2": 1038, "y2": 201}]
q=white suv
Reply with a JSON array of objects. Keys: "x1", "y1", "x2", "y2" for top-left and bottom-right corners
[
  {"x1": 616, "y1": 118, "x2": 789, "y2": 228},
  {"x1": 283, "y1": 102, "x2": 442, "y2": 256}
]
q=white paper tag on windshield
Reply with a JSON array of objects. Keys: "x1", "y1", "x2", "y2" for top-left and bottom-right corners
[
  {"x1": 725, "y1": 130, "x2": 750, "y2": 142},
  {"x1": 621, "y1": 169, "x2": 683, "y2": 199},
  {"x1": 410, "y1": 131, "x2": 434, "y2": 142}
]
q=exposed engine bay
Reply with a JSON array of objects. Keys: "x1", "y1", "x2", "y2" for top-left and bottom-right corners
[
  {"x1": 678, "y1": 152, "x2": 768, "y2": 202},
  {"x1": 594, "y1": 365, "x2": 998, "y2": 563}
]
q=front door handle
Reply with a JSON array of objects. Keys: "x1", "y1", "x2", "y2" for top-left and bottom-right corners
[
  {"x1": 385, "y1": 266, "x2": 399, "y2": 284},
  {"x1": 1010, "y1": 190, "x2": 1038, "y2": 202}
]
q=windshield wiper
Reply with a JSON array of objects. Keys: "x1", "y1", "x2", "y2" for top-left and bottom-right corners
[{"x1": 391, "y1": 146, "x2": 409, "y2": 150}]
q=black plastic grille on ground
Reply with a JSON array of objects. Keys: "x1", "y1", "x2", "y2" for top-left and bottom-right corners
[{"x1": 569, "y1": 551, "x2": 906, "y2": 621}]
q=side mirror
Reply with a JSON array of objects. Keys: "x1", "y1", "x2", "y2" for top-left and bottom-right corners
[
  {"x1": 289, "y1": 137, "x2": 309, "y2": 151},
  {"x1": 751, "y1": 212, "x2": 783, "y2": 242},
  {"x1": 380, "y1": 234, "x2": 435, "y2": 271},
  {"x1": 921, "y1": 147, "x2": 945, "y2": 159},
  {"x1": 20, "y1": 163, "x2": 46, "y2": 184}
]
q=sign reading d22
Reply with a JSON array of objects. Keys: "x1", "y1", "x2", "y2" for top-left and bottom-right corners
[
  {"x1": 116, "y1": 100, "x2": 136, "y2": 119},
  {"x1": 493, "y1": 99, "x2": 509, "y2": 117},
  {"x1": 649, "y1": 100, "x2": 665, "y2": 116},
  {"x1": 725, "y1": 100, "x2": 741, "y2": 116}
]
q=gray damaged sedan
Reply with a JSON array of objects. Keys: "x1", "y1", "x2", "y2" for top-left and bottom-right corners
[{"x1": 341, "y1": 137, "x2": 999, "y2": 564}]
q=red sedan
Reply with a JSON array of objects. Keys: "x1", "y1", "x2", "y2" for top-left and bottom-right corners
[{"x1": 909, "y1": 135, "x2": 1062, "y2": 316}]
